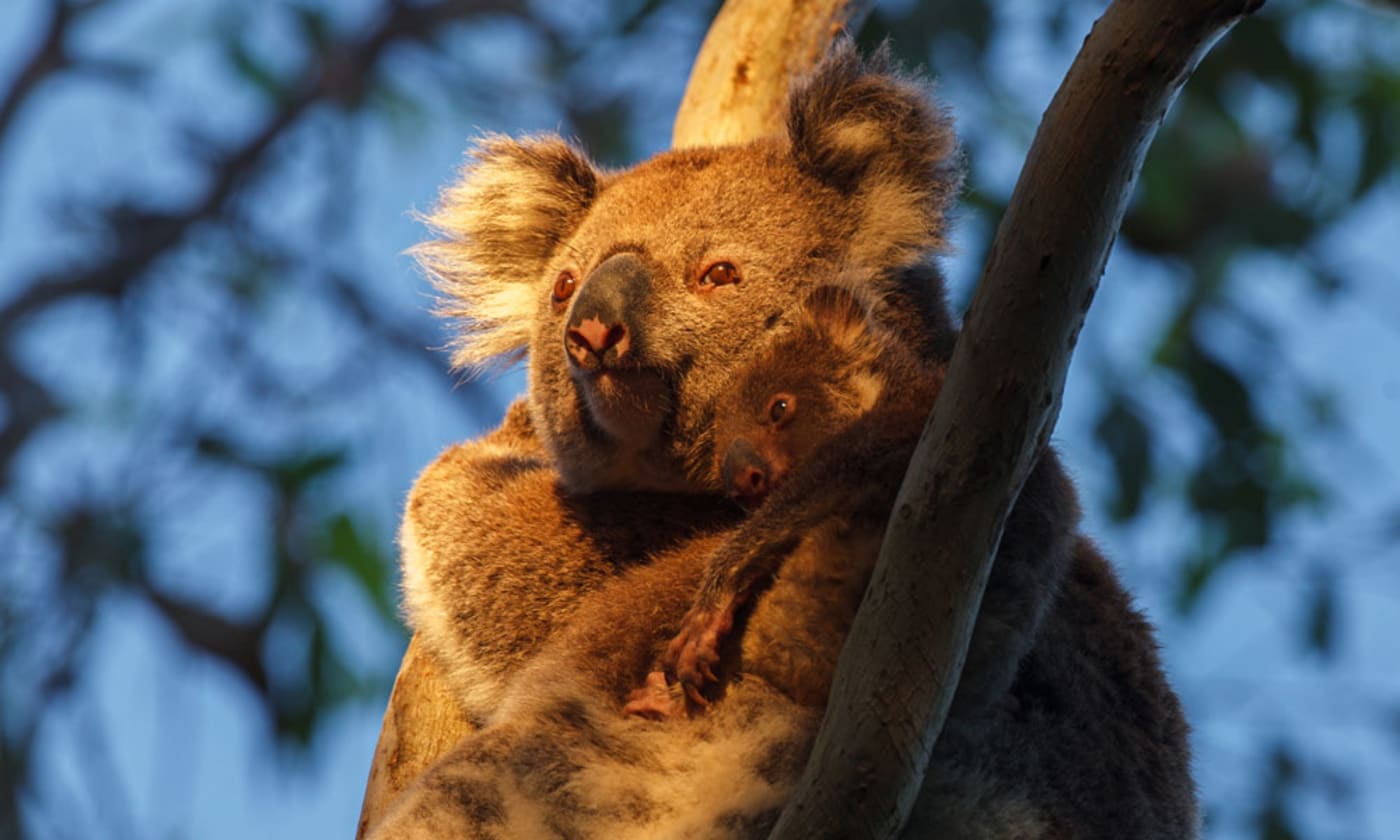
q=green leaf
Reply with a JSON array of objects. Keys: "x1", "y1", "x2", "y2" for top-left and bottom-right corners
[
  {"x1": 368, "y1": 78, "x2": 428, "y2": 130},
  {"x1": 1177, "y1": 334, "x2": 1257, "y2": 447},
  {"x1": 1254, "y1": 743, "x2": 1302, "y2": 840},
  {"x1": 1356, "y1": 111, "x2": 1395, "y2": 197},
  {"x1": 323, "y1": 513, "x2": 397, "y2": 624},
  {"x1": 1093, "y1": 395, "x2": 1153, "y2": 522},
  {"x1": 1174, "y1": 547, "x2": 1221, "y2": 615}
]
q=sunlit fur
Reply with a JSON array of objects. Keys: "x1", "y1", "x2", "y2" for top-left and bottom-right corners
[
  {"x1": 384, "y1": 40, "x2": 1196, "y2": 840},
  {"x1": 376, "y1": 290, "x2": 932, "y2": 840},
  {"x1": 413, "y1": 134, "x2": 602, "y2": 372},
  {"x1": 398, "y1": 41, "x2": 962, "y2": 726}
]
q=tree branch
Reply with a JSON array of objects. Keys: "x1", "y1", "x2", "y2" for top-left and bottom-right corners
[
  {"x1": 0, "y1": 0, "x2": 79, "y2": 147},
  {"x1": 144, "y1": 587, "x2": 270, "y2": 694},
  {"x1": 768, "y1": 1, "x2": 1264, "y2": 838},
  {"x1": 672, "y1": 0, "x2": 874, "y2": 147},
  {"x1": 356, "y1": 635, "x2": 475, "y2": 838}
]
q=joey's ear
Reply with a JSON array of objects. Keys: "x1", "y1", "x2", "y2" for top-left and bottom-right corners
[
  {"x1": 788, "y1": 40, "x2": 962, "y2": 268},
  {"x1": 800, "y1": 285, "x2": 874, "y2": 352},
  {"x1": 414, "y1": 134, "x2": 601, "y2": 372}
]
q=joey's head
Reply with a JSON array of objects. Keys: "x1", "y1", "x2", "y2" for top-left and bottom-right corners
[
  {"x1": 414, "y1": 42, "x2": 960, "y2": 494},
  {"x1": 713, "y1": 286, "x2": 895, "y2": 508}
]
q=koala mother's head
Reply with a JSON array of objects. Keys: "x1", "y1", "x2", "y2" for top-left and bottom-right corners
[{"x1": 415, "y1": 43, "x2": 960, "y2": 493}]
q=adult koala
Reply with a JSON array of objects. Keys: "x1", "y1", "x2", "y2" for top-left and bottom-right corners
[
  {"x1": 399, "y1": 42, "x2": 959, "y2": 719},
  {"x1": 382, "y1": 42, "x2": 1197, "y2": 838}
]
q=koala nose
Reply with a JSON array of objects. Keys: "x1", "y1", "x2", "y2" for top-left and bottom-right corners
[
  {"x1": 566, "y1": 318, "x2": 630, "y2": 369},
  {"x1": 722, "y1": 439, "x2": 771, "y2": 506},
  {"x1": 565, "y1": 253, "x2": 650, "y2": 372},
  {"x1": 736, "y1": 465, "x2": 768, "y2": 498}
]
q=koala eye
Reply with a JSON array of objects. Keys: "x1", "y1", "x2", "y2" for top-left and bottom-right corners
[
  {"x1": 552, "y1": 271, "x2": 577, "y2": 307},
  {"x1": 699, "y1": 262, "x2": 740, "y2": 288},
  {"x1": 766, "y1": 393, "x2": 796, "y2": 426}
]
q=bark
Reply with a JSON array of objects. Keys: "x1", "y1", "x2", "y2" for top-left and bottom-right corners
[
  {"x1": 768, "y1": 1, "x2": 1264, "y2": 838},
  {"x1": 355, "y1": 636, "x2": 475, "y2": 837},
  {"x1": 354, "y1": 1, "x2": 870, "y2": 834},
  {"x1": 673, "y1": 0, "x2": 874, "y2": 147}
]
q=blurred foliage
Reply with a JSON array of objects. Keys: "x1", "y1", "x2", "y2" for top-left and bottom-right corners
[
  {"x1": 869, "y1": 0, "x2": 1398, "y2": 609},
  {"x1": 0, "y1": 0, "x2": 1397, "y2": 838}
]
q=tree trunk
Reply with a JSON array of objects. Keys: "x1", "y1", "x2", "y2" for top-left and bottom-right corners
[
  {"x1": 769, "y1": 1, "x2": 1263, "y2": 838},
  {"x1": 354, "y1": 1, "x2": 871, "y2": 835},
  {"x1": 672, "y1": 0, "x2": 875, "y2": 148},
  {"x1": 355, "y1": 636, "x2": 475, "y2": 838}
]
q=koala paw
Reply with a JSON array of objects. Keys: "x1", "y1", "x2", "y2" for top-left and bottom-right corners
[
  {"x1": 665, "y1": 599, "x2": 737, "y2": 706},
  {"x1": 622, "y1": 671, "x2": 689, "y2": 720}
]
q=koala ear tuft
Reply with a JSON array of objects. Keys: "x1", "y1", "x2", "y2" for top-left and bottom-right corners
[
  {"x1": 413, "y1": 134, "x2": 600, "y2": 372},
  {"x1": 800, "y1": 284, "x2": 873, "y2": 351},
  {"x1": 788, "y1": 40, "x2": 962, "y2": 268}
]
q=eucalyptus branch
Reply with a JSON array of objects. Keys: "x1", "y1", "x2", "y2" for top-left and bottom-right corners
[{"x1": 770, "y1": 2, "x2": 1265, "y2": 837}]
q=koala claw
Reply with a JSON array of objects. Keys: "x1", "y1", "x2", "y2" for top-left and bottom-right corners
[
  {"x1": 623, "y1": 670, "x2": 689, "y2": 720},
  {"x1": 666, "y1": 600, "x2": 737, "y2": 701}
]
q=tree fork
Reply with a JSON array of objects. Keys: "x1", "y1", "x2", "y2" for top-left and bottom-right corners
[{"x1": 769, "y1": 1, "x2": 1264, "y2": 838}]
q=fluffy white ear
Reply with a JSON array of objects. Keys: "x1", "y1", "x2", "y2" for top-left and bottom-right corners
[
  {"x1": 414, "y1": 134, "x2": 601, "y2": 372},
  {"x1": 787, "y1": 41, "x2": 962, "y2": 270}
]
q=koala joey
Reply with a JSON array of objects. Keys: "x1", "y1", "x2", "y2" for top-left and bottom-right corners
[
  {"x1": 623, "y1": 282, "x2": 948, "y2": 718},
  {"x1": 400, "y1": 41, "x2": 959, "y2": 721}
]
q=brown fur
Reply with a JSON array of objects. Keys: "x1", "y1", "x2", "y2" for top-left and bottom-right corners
[
  {"x1": 377, "y1": 286, "x2": 1197, "y2": 838},
  {"x1": 655, "y1": 289, "x2": 1198, "y2": 837},
  {"x1": 411, "y1": 44, "x2": 957, "y2": 496},
  {"x1": 399, "y1": 41, "x2": 960, "y2": 722},
  {"x1": 382, "y1": 42, "x2": 1196, "y2": 839},
  {"x1": 636, "y1": 284, "x2": 947, "y2": 713}
]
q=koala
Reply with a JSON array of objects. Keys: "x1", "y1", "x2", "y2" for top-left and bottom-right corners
[
  {"x1": 644, "y1": 278, "x2": 1069, "y2": 719},
  {"x1": 380, "y1": 40, "x2": 1197, "y2": 840},
  {"x1": 399, "y1": 41, "x2": 959, "y2": 722},
  {"x1": 373, "y1": 282, "x2": 1196, "y2": 839},
  {"x1": 369, "y1": 288, "x2": 944, "y2": 840},
  {"x1": 366, "y1": 285, "x2": 901, "y2": 834}
]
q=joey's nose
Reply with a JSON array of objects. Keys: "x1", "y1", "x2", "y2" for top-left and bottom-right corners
[
  {"x1": 734, "y1": 465, "x2": 768, "y2": 500},
  {"x1": 722, "y1": 439, "x2": 771, "y2": 506},
  {"x1": 566, "y1": 317, "x2": 630, "y2": 369}
]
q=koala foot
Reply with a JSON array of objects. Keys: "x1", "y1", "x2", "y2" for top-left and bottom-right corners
[
  {"x1": 622, "y1": 671, "x2": 689, "y2": 720},
  {"x1": 666, "y1": 599, "x2": 738, "y2": 705}
]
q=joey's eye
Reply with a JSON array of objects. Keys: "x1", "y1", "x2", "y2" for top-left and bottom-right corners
[
  {"x1": 552, "y1": 271, "x2": 577, "y2": 306},
  {"x1": 699, "y1": 262, "x2": 740, "y2": 288},
  {"x1": 766, "y1": 393, "x2": 795, "y2": 426}
]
